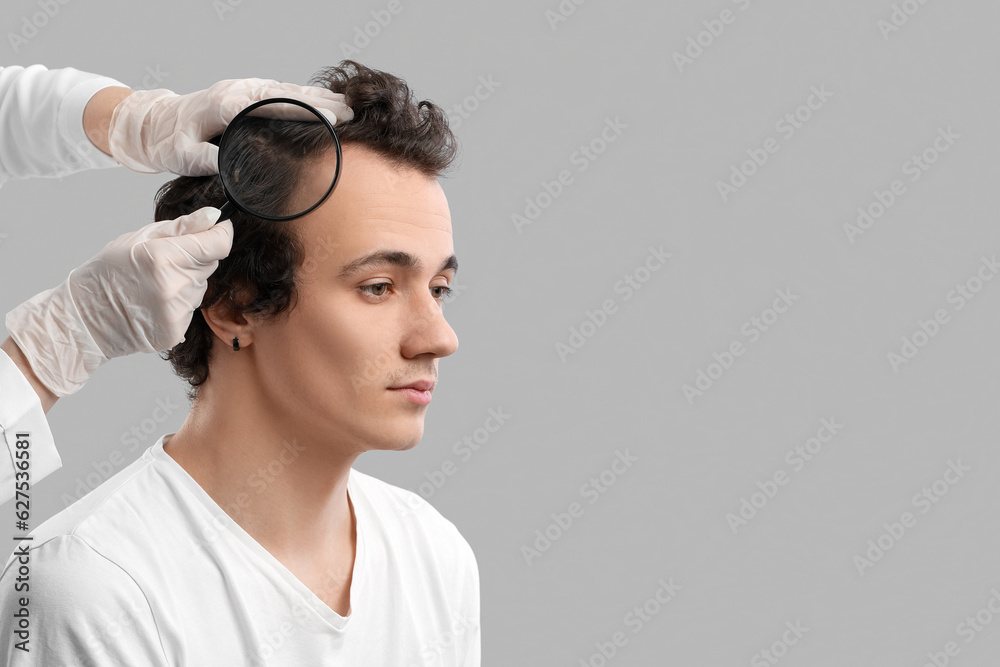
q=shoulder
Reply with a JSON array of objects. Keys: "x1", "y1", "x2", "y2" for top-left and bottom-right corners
[
  {"x1": 0, "y1": 534, "x2": 167, "y2": 664},
  {"x1": 350, "y1": 467, "x2": 463, "y2": 536},
  {"x1": 4, "y1": 444, "x2": 184, "y2": 597},
  {"x1": 2, "y1": 533, "x2": 145, "y2": 606},
  {"x1": 24, "y1": 448, "x2": 158, "y2": 548},
  {"x1": 352, "y1": 470, "x2": 481, "y2": 658}
]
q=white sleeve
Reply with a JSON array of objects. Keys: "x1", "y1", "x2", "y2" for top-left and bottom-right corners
[
  {"x1": 0, "y1": 64, "x2": 126, "y2": 188},
  {"x1": 0, "y1": 348, "x2": 59, "y2": 506},
  {"x1": 0, "y1": 535, "x2": 170, "y2": 665}
]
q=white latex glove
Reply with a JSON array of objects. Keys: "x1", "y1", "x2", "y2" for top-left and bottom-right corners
[
  {"x1": 5, "y1": 207, "x2": 233, "y2": 397},
  {"x1": 107, "y1": 78, "x2": 354, "y2": 176}
]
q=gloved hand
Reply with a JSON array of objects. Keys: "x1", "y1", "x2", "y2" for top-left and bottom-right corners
[
  {"x1": 107, "y1": 78, "x2": 354, "y2": 176},
  {"x1": 5, "y1": 207, "x2": 233, "y2": 397}
]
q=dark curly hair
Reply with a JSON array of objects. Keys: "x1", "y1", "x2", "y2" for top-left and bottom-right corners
[{"x1": 155, "y1": 60, "x2": 458, "y2": 400}]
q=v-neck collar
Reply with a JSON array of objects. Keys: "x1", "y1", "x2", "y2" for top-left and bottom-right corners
[{"x1": 150, "y1": 434, "x2": 367, "y2": 631}]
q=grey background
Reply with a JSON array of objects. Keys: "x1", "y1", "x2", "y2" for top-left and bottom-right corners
[{"x1": 3, "y1": 0, "x2": 1000, "y2": 664}]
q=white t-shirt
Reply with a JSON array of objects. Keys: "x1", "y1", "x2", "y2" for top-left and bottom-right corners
[{"x1": 0, "y1": 436, "x2": 481, "y2": 666}]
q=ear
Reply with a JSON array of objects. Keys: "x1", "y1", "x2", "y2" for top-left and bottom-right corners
[{"x1": 201, "y1": 300, "x2": 256, "y2": 350}]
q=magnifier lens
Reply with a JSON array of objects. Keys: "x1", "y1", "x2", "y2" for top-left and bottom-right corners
[{"x1": 217, "y1": 98, "x2": 342, "y2": 222}]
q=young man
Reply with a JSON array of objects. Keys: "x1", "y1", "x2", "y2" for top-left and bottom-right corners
[{"x1": 0, "y1": 61, "x2": 480, "y2": 666}]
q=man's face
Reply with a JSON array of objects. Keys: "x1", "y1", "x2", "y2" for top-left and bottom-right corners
[{"x1": 246, "y1": 144, "x2": 459, "y2": 454}]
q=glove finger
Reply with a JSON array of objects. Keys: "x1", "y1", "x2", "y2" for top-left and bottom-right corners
[
  {"x1": 235, "y1": 82, "x2": 353, "y2": 123},
  {"x1": 172, "y1": 143, "x2": 220, "y2": 177},
  {"x1": 106, "y1": 220, "x2": 165, "y2": 247},
  {"x1": 244, "y1": 99, "x2": 353, "y2": 124},
  {"x1": 208, "y1": 84, "x2": 354, "y2": 137},
  {"x1": 252, "y1": 82, "x2": 349, "y2": 105},
  {"x1": 277, "y1": 93, "x2": 354, "y2": 124},
  {"x1": 316, "y1": 108, "x2": 341, "y2": 126},
  {"x1": 215, "y1": 81, "x2": 342, "y2": 117},
  {"x1": 164, "y1": 218, "x2": 235, "y2": 267},
  {"x1": 145, "y1": 207, "x2": 224, "y2": 241}
]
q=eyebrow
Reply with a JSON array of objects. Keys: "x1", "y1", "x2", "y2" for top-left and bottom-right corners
[{"x1": 336, "y1": 249, "x2": 459, "y2": 280}]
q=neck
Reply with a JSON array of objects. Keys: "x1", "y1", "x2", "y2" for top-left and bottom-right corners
[{"x1": 163, "y1": 377, "x2": 359, "y2": 561}]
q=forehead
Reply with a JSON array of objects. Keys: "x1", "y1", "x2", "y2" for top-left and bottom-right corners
[{"x1": 294, "y1": 144, "x2": 452, "y2": 249}]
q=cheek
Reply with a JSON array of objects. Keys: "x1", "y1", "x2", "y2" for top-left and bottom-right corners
[{"x1": 260, "y1": 293, "x2": 389, "y2": 400}]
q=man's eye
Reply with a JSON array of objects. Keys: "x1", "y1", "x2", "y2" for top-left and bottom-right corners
[
  {"x1": 432, "y1": 285, "x2": 454, "y2": 300},
  {"x1": 359, "y1": 283, "x2": 391, "y2": 298}
]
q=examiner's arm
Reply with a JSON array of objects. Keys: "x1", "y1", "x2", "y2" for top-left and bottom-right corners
[
  {"x1": 0, "y1": 65, "x2": 124, "y2": 500},
  {"x1": 82, "y1": 85, "x2": 134, "y2": 157},
  {"x1": 0, "y1": 209, "x2": 233, "y2": 503},
  {"x1": 0, "y1": 342, "x2": 60, "y2": 499},
  {"x1": 6, "y1": 207, "x2": 233, "y2": 398},
  {"x1": 1, "y1": 338, "x2": 56, "y2": 414},
  {"x1": 0, "y1": 65, "x2": 125, "y2": 185}
]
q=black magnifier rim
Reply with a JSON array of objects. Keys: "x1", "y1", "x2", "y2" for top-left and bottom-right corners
[{"x1": 217, "y1": 96, "x2": 343, "y2": 222}]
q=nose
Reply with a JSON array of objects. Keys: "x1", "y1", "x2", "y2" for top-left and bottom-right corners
[{"x1": 399, "y1": 289, "x2": 459, "y2": 360}]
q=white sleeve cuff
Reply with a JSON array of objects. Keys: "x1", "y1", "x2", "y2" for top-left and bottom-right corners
[{"x1": 0, "y1": 347, "x2": 61, "y2": 501}]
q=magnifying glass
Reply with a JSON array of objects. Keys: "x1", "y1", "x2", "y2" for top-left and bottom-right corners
[{"x1": 215, "y1": 97, "x2": 343, "y2": 223}]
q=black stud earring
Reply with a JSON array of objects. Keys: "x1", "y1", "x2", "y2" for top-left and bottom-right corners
[{"x1": 232, "y1": 337, "x2": 240, "y2": 351}]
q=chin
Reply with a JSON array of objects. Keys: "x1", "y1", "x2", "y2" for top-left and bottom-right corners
[
  {"x1": 368, "y1": 438, "x2": 421, "y2": 453},
  {"x1": 369, "y1": 423, "x2": 425, "y2": 452},
  {"x1": 395, "y1": 438, "x2": 421, "y2": 452}
]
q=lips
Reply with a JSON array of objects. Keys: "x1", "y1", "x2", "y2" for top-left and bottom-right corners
[{"x1": 389, "y1": 380, "x2": 435, "y2": 391}]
